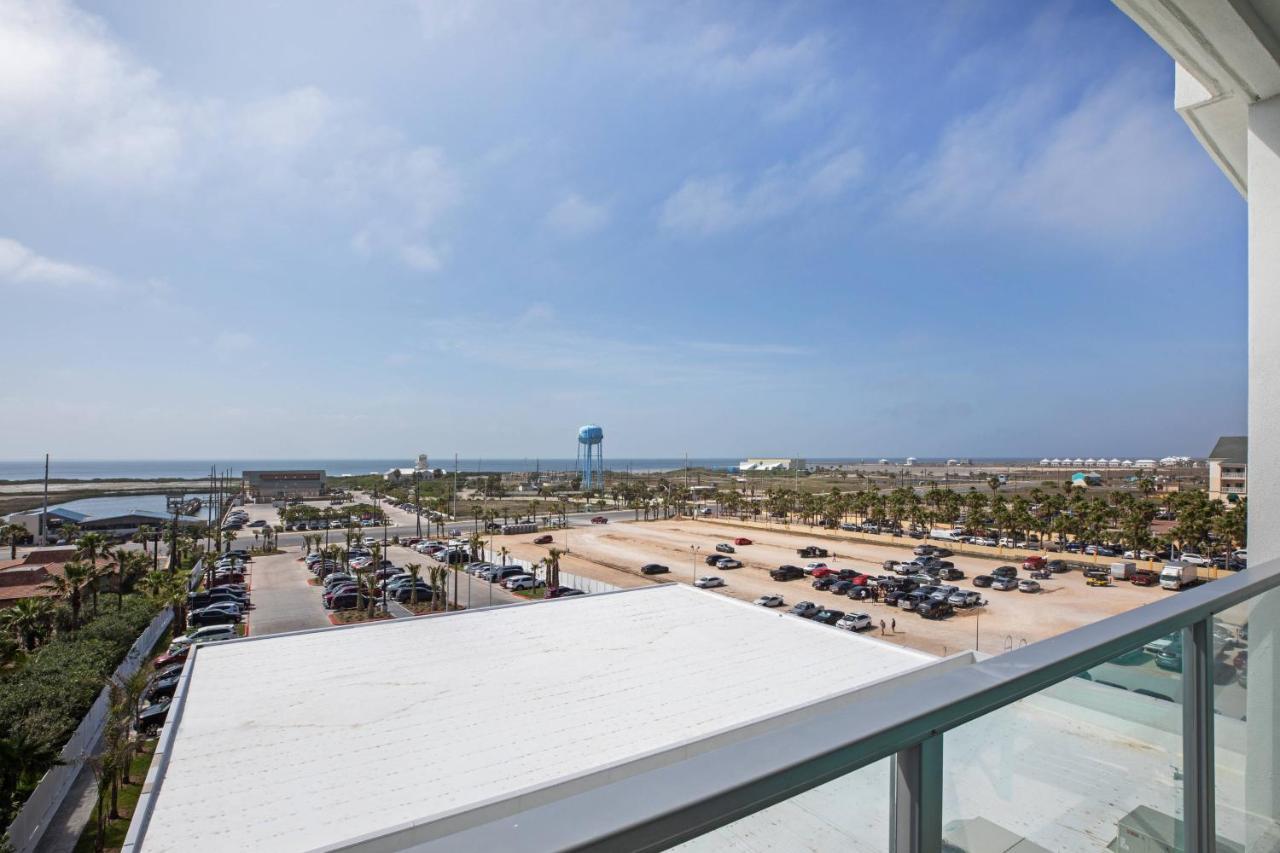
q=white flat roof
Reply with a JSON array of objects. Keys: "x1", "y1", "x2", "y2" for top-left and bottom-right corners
[{"x1": 134, "y1": 584, "x2": 935, "y2": 853}]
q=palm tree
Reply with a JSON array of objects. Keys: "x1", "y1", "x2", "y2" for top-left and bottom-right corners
[
  {"x1": 0, "y1": 729, "x2": 63, "y2": 818},
  {"x1": 59, "y1": 523, "x2": 82, "y2": 544},
  {"x1": 1, "y1": 523, "x2": 29, "y2": 558},
  {"x1": 111, "y1": 550, "x2": 147, "y2": 609},
  {"x1": 223, "y1": 528, "x2": 238, "y2": 555},
  {"x1": 132, "y1": 525, "x2": 155, "y2": 557},
  {"x1": 1, "y1": 596, "x2": 56, "y2": 649},
  {"x1": 497, "y1": 546, "x2": 510, "y2": 567},
  {"x1": 42, "y1": 560, "x2": 95, "y2": 627},
  {"x1": 139, "y1": 570, "x2": 189, "y2": 628},
  {"x1": 404, "y1": 562, "x2": 422, "y2": 606},
  {"x1": 546, "y1": 547, "x2": 563, "y2": 590}
]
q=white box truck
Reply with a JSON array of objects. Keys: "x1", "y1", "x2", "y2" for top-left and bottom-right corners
[
  {"x1": 1159, "y1": 563, "x2": 1197, "y2": 590},
  {"x1": 1111, "y1": 561, "x2": 1136, "y2": 580}
]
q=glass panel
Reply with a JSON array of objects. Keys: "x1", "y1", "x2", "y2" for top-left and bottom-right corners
[
  {"x1": 1214, "y1": 589, "x2": 1280, "y2": 851},
  {"x1": 942, "y1": 633, "x2": 1184, "y2": 851},
  {"x1": 673, "y1": 757, "x2": 891, "y2": 852}
]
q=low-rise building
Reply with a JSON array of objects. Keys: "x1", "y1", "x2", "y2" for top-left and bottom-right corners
[
  {"x1": 1208, "y1": 436, "x2": 1247, "y2": 504},
  {"x1": 738, "y1": 457, "x2": 806, "y2": 472},
  {"x1": 242, "y1": 469, "x2": 327, "y2": 501}
]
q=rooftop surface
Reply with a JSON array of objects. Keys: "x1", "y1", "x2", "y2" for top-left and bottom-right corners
[{"x1": 133, "y1": 584, "x2": 936, "y2": 853}]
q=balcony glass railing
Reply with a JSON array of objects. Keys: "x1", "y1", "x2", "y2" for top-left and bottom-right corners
[{"x1": 406, "y1": 560, "x2": 1280, "y2": 853}]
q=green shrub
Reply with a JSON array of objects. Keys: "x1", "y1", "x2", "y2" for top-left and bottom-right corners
[{"x1": 0, "y1": 594, "x2": 162, "y2": 804}]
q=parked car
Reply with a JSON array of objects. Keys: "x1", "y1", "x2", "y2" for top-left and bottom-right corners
[
  {"x1": 171, "y1": 625, "x2": 237, "y2": 650},
  {"x1": 788, "y1": 601, "x2": 819, "y2": 618},
  {"x1": 972, "y1": 575, "x2": 994, "y2": 588},
  {"x1": 797, "y1": 546, "x2": 829, "y2": 558},
  {"x1": 640, "y1": 563, "x2": 670, "y2": 575},
  {"x1": 917, "y1": 600, "x2": 955, "y2": 620},
  {"x1": 811, "y1": 608, "x2": 845, "y2": 626},
  {"x1": 545, "y1": 586, "x2": 584, "y2": 598},
  {"x1": 715, "y1": 543, "x2": 735, "y2": 553},
  {"x1": 146, "y1": 673, "x2": 182, "y2": 703},
  {"x1": 715, "y1": 558, "x2": 743, "y2": 569},
  {"x1": 1023, "y1": 556, "x2": 1047, "y2": 571},
  {"x1": 1018, "y1": 579, "x2": 1041, "y2": 593},
  {"x1": 393, "y1": 584, "x2": 434, "y2": 603},
  {"x1": 847, "y1": 585, "x2": 876, "y2": 601},
  {"x1": 533, "y1": 535, "x2": 553, "y2": 545},
  {"x1": 188, "y1": 606, "x2": 241, "y2": 627},
  {"x1": 936, "y1": 567, "x2": 965, "y2": 581},
  {"x1": 694, "y1": 576, "x2": 725, "y2": 589},
  {"x1": 504, "y1": 575, "x2": 545, "y2": 591},
  {"x1": 152, "y1": 647, "x2": 190, "y2": 669},
  {"x1": 754, "y1": 595, "x2": 784, "y2": 608},
  {"x1": 829, "y1": 580, "x2": 854, "y2": 595},
  {"x1": 734, "y1": 538, "x2": 753, "y2": 546},
  {"x1": 1131, "y1": 569, "x2": 1159, "y2": 586},
  {"x1": 770, "y1": 565, "x2": 805, "y2": 581},
  {"x1": 1046, "y1": 560, "x2": 1069, "y2": 573},
  {"x1": 835, "y1": 612, "x2": 872, "y2": 631},
  {"x1": 948, "y1": 590, "x2": 982, "y2": 608},
  {"x1": 591, "y1": 516, "x2": 608, "y2": 524},
  {"x1": 704, "y1": 554, "x2": 724, "y2": 566},
  {"x1": 991, "y1": 565, "x2": 1018, "y2": 580},
  {"x1": 812, "y1": 576, "x2": 837, "y2": 591},
  {"x1": 135, "y1": 700, "x2": 172, "y2": 735},
  {"x1": 1179, "y1": 552, "x2": 1211, "y2": 566},
  {"x1": 990, "y1": 577, "x2": 1018, "y2": 591},
  {"x1": 1085, "y1": 572, "x2": 1112, "y2": 587}
]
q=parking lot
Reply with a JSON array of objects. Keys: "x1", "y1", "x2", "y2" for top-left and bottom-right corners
[
  {"x1": 246, "y1": 549, "x2": 330, "y2": 635},
  {"x1": 490, "y1": 517, "x2": 1174, "y2": 656}
]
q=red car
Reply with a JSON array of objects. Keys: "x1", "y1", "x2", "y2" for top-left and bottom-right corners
[
  {"x1": 1022, "y1": 556, "x2": 1047, "y2": 571},
  {"x1": 153, "y1": 647, "x2": 190, "y2": 669},
  {"x1": 734, "y1": 537, "x2": 753, "y2": 546},
  {"x1": 810, "y1": 567, "x2": 835, "y2": 578},
  {"x1": 591, "y1": 516, "x2": 608, "y2": 524},
  {"x1": 533, "y1": 535, "x2": 553, "y2": 545},
  {"x1": 1131, "y1": 570, "x2": 1159, "y2": 586}
]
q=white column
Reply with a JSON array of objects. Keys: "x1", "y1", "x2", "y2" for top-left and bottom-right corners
[{"x1": 1246, "y1": 92, "x2": 1280, "y2": 849}]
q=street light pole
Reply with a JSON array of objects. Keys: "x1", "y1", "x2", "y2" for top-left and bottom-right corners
[{"x1": 691, "y1": 545, "x2": 701, "y2": 583}]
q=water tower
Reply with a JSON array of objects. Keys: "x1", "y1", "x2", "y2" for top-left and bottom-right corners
[{"x1": 577, "y1": 424, "x2": 605, "y2": 492}]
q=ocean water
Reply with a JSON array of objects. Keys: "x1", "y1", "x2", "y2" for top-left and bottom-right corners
[
  {"x1": 0, "y1": 457, "x2": 1038, "y2": 482},
  {"x1": 49, "y1": 493, "x2": 212, "y2": 516}
]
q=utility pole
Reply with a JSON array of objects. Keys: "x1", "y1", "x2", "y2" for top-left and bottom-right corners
[
  {"x1": 414, "y1": 467, "x2": 423, "y2": 538},
  {"x1": 40, "y1": 453, "x2": 49, "y2": 546},
  {"x1": 452, "y1": 453, "x2": 458, "y2": 520}
]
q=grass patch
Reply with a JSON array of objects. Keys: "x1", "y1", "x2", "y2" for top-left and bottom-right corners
[
  {"x1": 72, "y1": 739, "x2": 157, "y2": 853},
  {"x1": 513, "y1": 588, "x2": 548, "y2": 600}
]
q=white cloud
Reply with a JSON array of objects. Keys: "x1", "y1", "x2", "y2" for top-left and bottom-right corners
[
  {"x1": 0, "y1": 1, "x2": 461, "y2": 272},
  {"x1": 545, "y1": 193, "x2": 610, "y2": 237},
  {"x1": 894, "y1": 68, "x2": 1216, "y2": 245},
  {"x1": 659, "y1": 146, "x2": 863, "y2": 236},
  {"x1": 0, "y1": 237, "x2": 114, "y2": 289}
]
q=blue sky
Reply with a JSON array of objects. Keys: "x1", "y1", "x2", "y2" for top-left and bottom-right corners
[{"x1": 0, "y1": 0, "x2": 1246, "y2": 460}]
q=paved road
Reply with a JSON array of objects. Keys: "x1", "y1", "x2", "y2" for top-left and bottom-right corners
[{"x1": 243, "y1": 551, "x2": 330, "y2": 636}]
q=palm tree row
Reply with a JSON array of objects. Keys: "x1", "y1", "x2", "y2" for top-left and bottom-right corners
[{"x1": 721, "y1": 483, "x2": 1246, "y2": 559}]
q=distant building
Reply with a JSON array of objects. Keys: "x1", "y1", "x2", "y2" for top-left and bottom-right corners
[
  {"x1": 0, "y1": 548, "x2": 118, "y2": 608},
  {"x1": 242, "y1": 469, "x2": 326, "y2": 501},
  {"x1": 1208, "y1": 436, "x2": 1247, "y2": 503},
  {"x1": 1071, "y1": 472, "x2": 1102, "y2": 487},
  {"x1": 738, "y1": 458, "x2": 805, "y2": 472},
  {"x1": 3, "y1": 506, "x2": 203, "y2": 541}
]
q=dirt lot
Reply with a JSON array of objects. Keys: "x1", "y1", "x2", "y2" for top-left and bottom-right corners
[{"x1": 495, "y1": 518, "x2": 1169, "y2": 657}]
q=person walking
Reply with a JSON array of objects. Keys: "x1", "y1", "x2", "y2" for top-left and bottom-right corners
[
  {"x1": 880, "y1": 619, "x2": 886, "y2": 635},
  {"x1": 891, "y1": 618, "x2": 896, "y2": 633}
]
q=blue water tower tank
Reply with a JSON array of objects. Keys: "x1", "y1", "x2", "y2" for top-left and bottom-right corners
[{"x1": 578, "y1": 425, "x2": 604, "y2": 445}]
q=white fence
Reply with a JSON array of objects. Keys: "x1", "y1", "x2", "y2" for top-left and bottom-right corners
[
  {"x1": 4, "y1": 560, "x2": 199, "y2": 853},
  {"x1": 476, "y1": 548, "x2": 620, "y2": 595}
]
